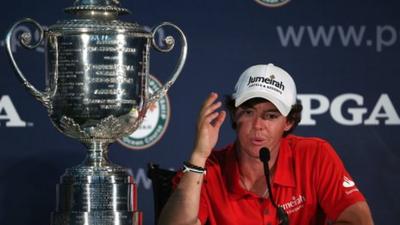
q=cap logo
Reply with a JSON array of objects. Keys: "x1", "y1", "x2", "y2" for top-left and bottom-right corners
[{"x1": 247, "y1": 75, "x2": 285, "y2": 94}]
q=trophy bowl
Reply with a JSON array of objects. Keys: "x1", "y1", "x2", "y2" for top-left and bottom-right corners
[{"x1": 5, "y1": 0, "x2": 187, "y2": 224}]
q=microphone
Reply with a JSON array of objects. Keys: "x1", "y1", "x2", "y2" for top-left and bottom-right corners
[
  {"x1": 259, "y1": 147, "x2": 270, "y2": 163},
  {"x1": 259, "y1": 147, "x2": 289, "y2": 225}
]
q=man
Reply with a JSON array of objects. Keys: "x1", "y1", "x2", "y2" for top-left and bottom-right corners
[{"x1": 158, "y1": 63, "x2": 374, "y2": 225}]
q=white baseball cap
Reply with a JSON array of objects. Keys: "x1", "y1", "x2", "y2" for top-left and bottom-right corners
[{"x1": 233, "y1": 63, "x2": 297, "y2": 116}]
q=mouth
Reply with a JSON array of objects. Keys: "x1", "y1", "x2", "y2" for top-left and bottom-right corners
[{"x1": 251, "y1": 137, "x2": 266, "y2": 146}]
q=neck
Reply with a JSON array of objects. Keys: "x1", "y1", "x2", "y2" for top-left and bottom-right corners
[{"x1": 235, "y1": 144, "x2": 280, "y2": 197}]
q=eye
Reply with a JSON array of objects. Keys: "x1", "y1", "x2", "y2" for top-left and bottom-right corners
[
  {"x1": 243, "y1": 109, "x2": 255, "y2": 116},
  {"x1": 244, "y1": 109, "x2": 253, "y2": 114},
  {"x1": 262, "y1": 112, "x2": 280, "y2": 120},
  {"x1": 236, "y1": 108, "x2": 255, "y2": 118}
]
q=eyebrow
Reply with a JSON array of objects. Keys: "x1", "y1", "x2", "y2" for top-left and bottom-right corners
[
  {"x1": 265, "y1": 109, "x2": 280, "y2": 113},
  {"x1": 238, "y1": 107, "x2": 280, "y2": 113}
]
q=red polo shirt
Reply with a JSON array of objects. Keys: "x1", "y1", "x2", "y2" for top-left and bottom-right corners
[{"x1": 175, "y1": 135, "x2": 366, "y2": 225}]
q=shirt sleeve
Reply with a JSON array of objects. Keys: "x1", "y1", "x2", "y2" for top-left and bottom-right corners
[{"x1": 315, "y1": 141, "x2": 366, "y2": 221}]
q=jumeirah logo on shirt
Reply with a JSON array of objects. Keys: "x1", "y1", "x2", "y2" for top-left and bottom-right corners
[{"x1": 279, "y1": 194, "x2": 306, "y2": 215}]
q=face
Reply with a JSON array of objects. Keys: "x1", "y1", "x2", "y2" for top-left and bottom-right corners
[{"x1": 234, "y1": 100, "x2": 293, "y2": 159}]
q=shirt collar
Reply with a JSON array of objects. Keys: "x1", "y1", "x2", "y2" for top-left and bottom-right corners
[{"x1": 272, "y1": 136, "x2": 296, "y2": 187}]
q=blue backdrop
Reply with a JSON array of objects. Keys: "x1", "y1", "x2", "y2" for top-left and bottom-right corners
[{"x1": 1, "y1": 0, "x2": 399, "y2": 224}]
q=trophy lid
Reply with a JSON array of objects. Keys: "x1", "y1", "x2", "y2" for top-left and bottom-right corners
[
  {"x1": 65, "y1": 0, "x2": 131, "y2": 18},
  {"x1": 49, "y1": 0, "x2": 151, "y2": 37}
]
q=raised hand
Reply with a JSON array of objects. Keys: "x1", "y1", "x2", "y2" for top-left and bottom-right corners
[{"x1": 190, "y1": 92, "x2": 226, "y2": 166}]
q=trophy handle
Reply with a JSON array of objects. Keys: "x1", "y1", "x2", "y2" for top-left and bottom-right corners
[
  {"x1": 5, "y1": 18, "x2": 54, "y2": 108},
  {"x1": 148, "y1": 22, "x2": 188, "y2": 105}
]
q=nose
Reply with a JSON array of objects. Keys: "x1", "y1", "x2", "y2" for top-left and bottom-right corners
[{"x1": 252, "y1": 115, "x2": 264, "y2": 129}]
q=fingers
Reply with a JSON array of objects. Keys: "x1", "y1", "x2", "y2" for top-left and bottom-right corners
[
  {"x1": 199, "y1": 92, "x2": 219, "y2": 116},
  {"x1": 193, "y1": 93, "x2": 226, "y2": 160},
  {"x1": 199, "y1": 92, "x2": 225, "y2": 126},
  {"x1": 213, "y1": 111, "x2": 226, "y2": 129},
  {"x1": 204, "y1": 110, "x2": 224, "y2": 126}
]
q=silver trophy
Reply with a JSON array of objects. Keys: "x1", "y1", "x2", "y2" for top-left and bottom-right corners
[{"x1": 5, "y1": 0, "x2": 187, "y2": 224}]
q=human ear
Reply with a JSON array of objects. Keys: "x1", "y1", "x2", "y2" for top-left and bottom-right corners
[{"x1": 284, "y1": 119, "x2": 294, "y2": 131}]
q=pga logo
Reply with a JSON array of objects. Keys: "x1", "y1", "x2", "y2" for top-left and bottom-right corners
[
  {"x1": 0, "y1": 95, "x2": 30, "y2": 127},
  {"x1": 298, "y1": 93, "x2": 400, "y2": 125}
]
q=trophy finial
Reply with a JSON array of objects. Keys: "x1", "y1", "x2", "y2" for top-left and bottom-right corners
[
  {"x1": 72, "y1": 0, "x2": 120, "y2": 7},
  {"x1": 65, "y1": 0, "x2": 131, "y2": 18}
]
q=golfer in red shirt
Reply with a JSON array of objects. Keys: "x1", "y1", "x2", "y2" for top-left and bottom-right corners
[{"x1": 159, "y1": 63, "x2": 374, "y2": 225}]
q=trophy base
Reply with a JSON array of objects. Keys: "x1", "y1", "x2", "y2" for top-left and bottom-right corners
[
  {"x1": 51, "y1": 211, "x2": 142, "y2": 225},
  {"x1": 51, "y1": 159, "x2": 142, "y2": 225}
]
